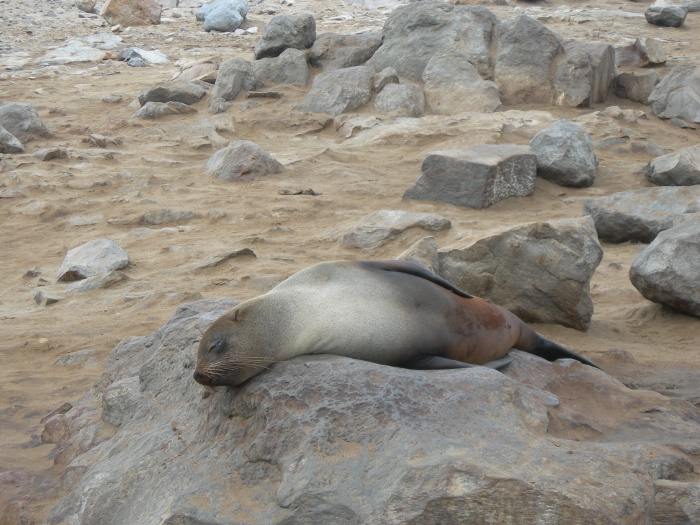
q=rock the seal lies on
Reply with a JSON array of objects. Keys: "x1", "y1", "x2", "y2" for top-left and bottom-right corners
[
  {"x1": 403, "y1": 144, "x2": 536, "y2": 210},
  {"x1": 204, "y1": 140, "x2": 286, "y2": 182},
  {"x1": 629, "y1": 215, "x2": 700, "y2": 317},
  {"x1": 57, "y1": 238, "x2": 130, "y2": 282}
]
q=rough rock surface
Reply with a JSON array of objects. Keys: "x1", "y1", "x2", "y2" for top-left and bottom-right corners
[
  {"x1": 373, "y1": 66, "x2": 399, "y2": 93},
  {"x1": 44, "y1": 299, "x2": 700, "y2": 524},
  {"x1": 629, "y1": 216, "x2": 700, "y2": 317},
  {"x1": 422, "y1": 54, "x2": 501, "y2": 114},
  {"x1": 396, "y1": 236, "x2": 440, "y2": 273},
  {"x1": 529, "y1": 120, "x2": 597, "y2": 188},
  {"x1": 403, "y1": 144, "x2": 536, "y2": 210},
  {"x1": 582, "y1": 186, "x2": 700, "y2": 243},
  {"x1": 648, "y1": 64, "x2": 700, "y2": 123},
  {"x1": 643, "y1": 144, "x2": 700, "y2": 186},
  {"x1": 32, "y1": 146, "x2": 69, "y2": 161},
  {"x1": 210, "y1": 57, "x2": 256, "y2": 103},
  {"x1": 615, "y1": 37, "x2": 667, "y2": 67},
  {"x1": 253, "y1": 13, "x2": 316, "y2": 59},
  {"x1": 494, "y1": 15, "x2": 564, "y2": 104},
  {"x1": 0, "y1": 125, "x2": 24, "y2": 153},
  {"x1": 138, "y1": 81, "x2": 207, "y2": 106},
  {"x1": 252, "y1": 48, "x2": 310, "y2": 87},
  {"x1": 439, "y1": 216, "x2": 603, "y2": 330},
  {"x1": 57, "y1": 238, "x2": 131, "y2": 282},
  {"x1": 614, "y1": 70, "x2": 661, "y2": 104},
  {"x1": 0, "y1": 102, "x2": 51, "y2": 143},
  {"x1": 203, "y1": 140, "x2": 286, "y2": 181},
  {"x1": 100, "y1": 0, "x2": 162, "y2": 26},
  {"x1": 340, "y1": 210, "x2": 450, "y2": 250},
  {"x1": 302, "y1": 65, "x2": 373, "y2": 116},
  {"x1": 310, "y1": 32, "x2": 383, "y2": 71},
  {"x1": 553, "y1": 41, "x2": 616, "y2": 108},
  {"x1": 372, "y1": 83, "x2": 425, "y2": 117},
  {"x1": 645, "y1": 0, "x2": 688, "y2": 27},
  {"x1": 366, "y1": 1, "x2": 499, "y2": 81}
]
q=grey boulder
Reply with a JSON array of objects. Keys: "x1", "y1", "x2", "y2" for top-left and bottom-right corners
[
  {"x1": 582, "y1": 186, "x2": 700, "y2": 243},
  {"x1": 202, "y1": 0, "x2": 247, "y2": 32},
  {"x1": 630, "y1": 216, "x2": 700, "y2": 317},
  {"x1": 648, "y1": 65, "x2": 700, "y2": 123},
  {"x1": 252, "y1": 48, "x2": 309, "y2": 87},
  {"x1": 553, "y1": 41, "x2": 616, "y2": 108},
  {"x1": 645, "y1": 0, "x2": 688, "y2": 27},
  {"x1": 204, "y1": 140, "x2": 286, "y2": 182},
  {"x1": 309, "y1": 32, "x2": 382, "y2": 71},
  {"x1": 253, "y1": 14, "x2": 316, "y2": 59},
  {"x1": 0, "y1": 102, "x2": 51, "y2": 143},
  {"x1": 615, "y1": 37, "x2": 667, "y2": 68},
  {"x1": 131, "y1": 101, "x2": 196, "y2": 119},
  {"x1": 210, "y1": 58, "x2": 256, "y2": 103},
  {"x1": 340, "y1": 210, "x2": 450, "y2": 250},
  {"x1": 422, "y1": 54, "x2": 501, "y2": 114},
  {"x1": 196, "y1": 0, "x2": 248, "y2": 22},
  {"x1": 643, "y1": 144, "x2": 700, "y2": 186},
  {"x1": 403, "y1": 144, "x2": 536, "y2": 210},
  {"x1": 138, "y1": 81, "x2": 207, "y2": 106},
  {"x1": 373, "y1": 83, "x2": 425, "y2": 117},
  {"x1": 529, "y1": 120, "x2": 597, "y2": 188},
  {"x1": 302, "y1": 65, "x2": 373, "y2": 116},
  {"x1": 0, "y1": 125, "x2": 23, "y2": 153},
  {"x1": 614, "y1": 70, "x2": 661, "y2": 104},
  {"x1": 57, "y1": 238, "x2": 130, "y2": 282},
  {"x1": 438, "y1": 216, "x2": 603, "y2": 330}
]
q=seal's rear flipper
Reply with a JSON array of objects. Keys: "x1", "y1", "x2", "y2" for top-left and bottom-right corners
[
  {"x1": 527, "y1": 335, "x2": 601, "y2": 370},
  {"x1": 361, "y1": 260, "x2": 473, "y2": 299},
  {"x1": 402, "y1": 355, "x2": 512, "y2": 371}
]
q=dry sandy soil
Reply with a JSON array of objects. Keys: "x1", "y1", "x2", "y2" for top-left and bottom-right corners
[{"x1": 1, "y1": 0, "x2": 699, "y2": 522}]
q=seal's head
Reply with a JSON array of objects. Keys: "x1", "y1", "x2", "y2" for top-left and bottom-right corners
[{"x1": 193, "y1": 308, "x2": 270, "y2": 387}]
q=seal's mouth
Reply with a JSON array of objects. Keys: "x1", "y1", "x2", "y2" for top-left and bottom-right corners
[{"x1": 193, "y1": 370, "x2": 215, "y2": 387}]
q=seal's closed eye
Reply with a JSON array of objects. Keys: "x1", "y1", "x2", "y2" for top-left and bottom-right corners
[{"x1": 208, "y1": 339, "x2": 225, "y2": 354}]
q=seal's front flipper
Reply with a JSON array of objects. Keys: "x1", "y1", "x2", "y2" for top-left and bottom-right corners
[
  {"x1": 360, "y1": 260, "x2": 473, "y2": 299},
  {"x1": 402, "y1": 356, "x2": 481, "y2": 370},
  {"x1": 480, "y1": 355, "x2": 514, "y2": 370}
]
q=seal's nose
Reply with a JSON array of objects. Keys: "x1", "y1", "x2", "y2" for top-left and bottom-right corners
[{"x1": 193, "y1": 370, "x2": 212, "y2": 386}]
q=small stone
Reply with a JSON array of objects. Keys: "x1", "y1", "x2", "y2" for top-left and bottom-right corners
[{"x1": 33, "y1": 146, "x2": 69, "y2": 161}]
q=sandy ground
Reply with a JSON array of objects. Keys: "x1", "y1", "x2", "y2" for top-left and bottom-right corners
[{"x1": 1, "y1": 0, "x2": 699, "y2": 522}]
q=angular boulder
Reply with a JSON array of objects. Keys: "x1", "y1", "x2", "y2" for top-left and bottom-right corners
[
  {"x1": 340, "y1": 210, "x2": 450, "y2": 250},
  {"x1": 204, "y1": 140, "x2": 286, "y2": 182},
  {"x1": 373, "y1": 83, "x2": 425, "y2": 117},
  {"x1": 645, "y1": 0, "x2": 688, "y2": 27},
  {"x1": 403, "y1": 144, "x2": 536, "y2": 210},
  {"x1": 629, "y1": 216, "x2": 700, "y2": 317},
  {"x1": 494, "y1": 15, "x2": 564, "y2": 105},
  {"x1": 643, "y1": 144, "x2": 700, "y2": 186},
  {"x1": 0, "y1": 102, "x2": 51, "y2": 143},
  {"x1": 302, "y1": 66, "x2": 373, "y2": 116},
  {"x1": 138, "y1": 82, "x2": 207, "y2": 106},
  {"x1": 0, "y1": 125, "x2": 23, "y2": 153},
  {"x1": 253, "y1": 14, "x2": 316, "y2": 59},
  {"x1": 309, "y1": 32, "x2": 382, "y2": 71},
  {"x1": 100, "y1": 0, "x2": 162, "y2": 26},
  {"x1": 648, "y1": 64, "x2": 700, "y2": 123},
  {"x1": 438, "y1": 216, "x2": 603, "y2": 330},
  {"x1": 366, "y1": 1, "x2": 500, "y2": 81},
  {"x1": 196, "y1": 0, "x2": 248, "y2": 22},
  {"x1": 529, "y1": 120, "x2": 597, "y2": 188},
  {"x1": 44, "y1": 299, "x2": 700, "y2": 524},
  {"x1": 615, "y1": 37, "x2": 667, "y2": 68},
  {"x1": 553, "y1": 41, "x2": 616, "y2": 107},
  {"x1": 252, "y1": 48, "x2": 309, "y2": 87},
  {"x1": 210, "y1": 58, "x2": 256, "y2": 103},
  {"x1": 614, "y1": 70, "x2": 661, "y2": 104},
  {"x1": 422, "y1": 54, "x2": 501, "y2": 114},
  {"x1": 200, "y1": 0, "x2": 248, "y2": 32},
  {"x1": 131, "y1": 101, "x2": 196, "y2": 119},
  {"x1": 582, "y1": 186, "x2": 700, "y2": 243},
  {"x1": 57, "y1": 238, "x2": 130, "y2": 282}
]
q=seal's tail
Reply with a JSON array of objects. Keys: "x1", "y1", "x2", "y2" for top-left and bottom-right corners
[{"x1": 516, "y1": 327, "x2": 600, "y2": 369}]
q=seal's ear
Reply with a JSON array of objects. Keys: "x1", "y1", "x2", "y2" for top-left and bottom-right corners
[{"x1": 234, "y1": 309, "x2": 240, "y2": 321}]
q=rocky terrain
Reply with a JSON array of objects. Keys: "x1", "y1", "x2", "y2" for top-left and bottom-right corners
[{"x1": 1, "y1": 0, "x2": 699, "y2": 523}]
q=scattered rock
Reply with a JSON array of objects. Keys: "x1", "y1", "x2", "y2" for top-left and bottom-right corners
[
  {"x1": 615, "y1": 37, "x2": 667, "y2": 68},
  {"x1": 396, "y1": 236, "x2": 439, "y2": 273},
  {"x1": 35, "y1": 42, "x2": 107, "y2": 65},
  {"x1": 529, "y1": 120, "x2": 597, "y2": 188},
  {"x1": 643, "y1": 145, "x2": 700, "y2": 186},
  {"x1": 138, "y1": 82, "x2": 207, "y2": 106},
  {"x1": 648, "y1": 65, "x2": 700, "y2": 123},
  {"x1": 57, "y1": 238, "x2": 130, "y2": 282},
  {"x1": 139, "y1": 209, "x2": 200, "y2": 225},
  {"x1": 75, "y1": 0, "x2": 97, "y2": 13},
  {"x1": 100, "y1": 0, "x2": 162, "y2": 26},
  {"x1": 54, "y1": 349, "x2": 99, "y2": 368},
  {"x1": 210, "y1": 58, "x2": 255, "y2": 103},
  {"x1": 403, "y1": 144, "x2": 536, "y2": 210},
  {"x1": 373, "y1": 83, "x2": 425, "y2": 118},
  {"x1": 334, "y1": 114, "x2": 381, "y2": 138},
  {"x1": 302, "y1": 65, "x2": 373, "y2": 116},
  {"x1": 494, "y1": 15, "x2": 564, "y2": 104},
  {"x1": 340, "y1": 210, "x2": 450, "y2": 250},
  {"x1": 645, "y1": 0, "x2": 688, "y2": 27},
  {"x1": 69, "y1": 214, "x2": 103, "y2": 227},
  {"x1": 66, "y1": 271, "x2": 129, "y2": 294},
  {"x1": 34, "y1": 289, "x2": 63, "y2": 307},
  {"x1": 0, "y1": 125, "x2": 23, "y2": 153},
  {"x1": 373, "y1": 66, "x2": 398, "y2": 93},
  {"x1": 253, "y1": 13, "x2": 316, "y2": 59},
  {"x1": 208, "y1": 98, "x2": 230, "y2": 114},
  {"x1": 309, "y1": 32, "x2": 382, "y2": 71},
  {"x1": 614, "y1": 70, "x2": 661, "y2": 104},
  {"x1": 367, "y1": 2, "x2": 499, "y2": 82},
  {"x1": 438, "y1": 216, "x2": 603, "y2": 330},
  {"x1": 629, "y1": 216, "x2": 700, "y2": 317},
  {"x1": 0, "y1": 102, "x2": 51, "y2": 143},
  {"x1": 252, "y1": 48, "x2": 309, "y2": 87},
  {"x1": 582, "y1": 186, "x2": 700, "y2": 243},
  {"x1": 204, "y1": 140, "x2": 286, "y2": 182},
  {"x1": 422, "y1": 54, "x2": 501, "y2": 114},
  {"x1": 32, "y1": 146, "x2": 69, "y2": 161},
  {"x1": 120, "y1": 47, "x2": 169, "y2": 65},
  {"x1": 671, "y1": 118, "x2": 696, "y2": 129},
  {"x1": 131, "y1": 101, "x2": 196, "y2": 119},
  {"x1": 553, "y1": 41, "x2": 616, "y2": 107},
  {"x1": 194, "y1": 248, "x2": 256, "y2": 269},
  {"x1": 200, "y1": 0, "x2": 248, "y2": 32}
]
